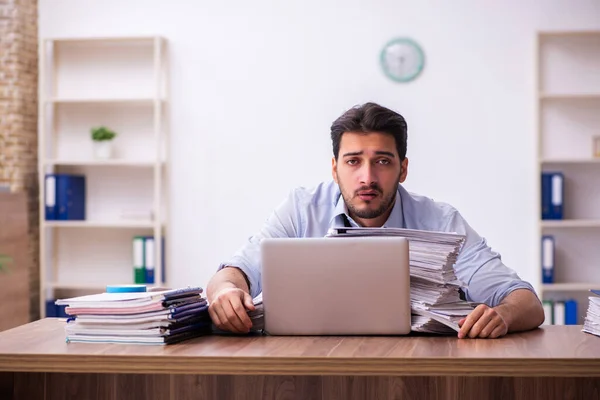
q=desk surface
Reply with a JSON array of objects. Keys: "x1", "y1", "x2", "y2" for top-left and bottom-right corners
[{"x1": 0, "y1": 318, "x2": 599, "y2": 376}]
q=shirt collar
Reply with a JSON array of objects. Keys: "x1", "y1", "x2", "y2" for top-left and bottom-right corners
[{"x1": 329, "y1": 185, "x2": 404, "y2": 228}]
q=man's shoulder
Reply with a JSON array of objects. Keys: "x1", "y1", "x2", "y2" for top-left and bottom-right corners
[
  {"x1": 401, "y1": 188, "x2": 459, "y2": 231},
  {"x1": 288, "y1": 180, "x2": 338, "y2": 207}
]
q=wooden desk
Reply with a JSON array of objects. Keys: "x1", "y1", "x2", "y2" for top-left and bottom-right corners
[{"x1": 0, "y1": 319, "x2": 599, "y2": 399}]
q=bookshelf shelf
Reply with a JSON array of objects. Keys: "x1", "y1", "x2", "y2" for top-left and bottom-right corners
[
  {"x1": 542, "y1": 283, "x2": 598, "y2": 292},
  {"x1": 536, "y1": 30, "x2": 600, "y2": 325},
  {"x1": 44, "y1": 159, "x2": 162, "y2": 167},
  {"x1": 49, "y1": 282, "x2": 164, "y2": 291},
  {"x1": 540, "y1": 158, "x2": 600, "y2": 165},
  {"x1": 38, "y1": 36, "x2": 169, "y2": 318},
  {"x1": 539, "y1": 93, "x2": 600, "y2": 100},
  {"x1": 43, "y1": 220, "x2": 156, "y2": 229},
  {"x1": 46, "y1": 98, "x2": 161, "y2": 105},
  {"x1": 541, "y1": 219, "x2": 600, "y2": 228}
]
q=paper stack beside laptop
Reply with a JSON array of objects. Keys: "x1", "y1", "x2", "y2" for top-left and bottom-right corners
[
  {"x1": 583, "y1": 290, "x2": 600, "y2": 338},
  {"x1": 55, "y1": 287, "x2": 211, "y2": 345},
  {"x1": 326, "y1": 226, "x2": 475, "y2": 334}
]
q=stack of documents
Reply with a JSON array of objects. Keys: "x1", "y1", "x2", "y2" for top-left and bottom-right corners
[
  {"x1": 583, "y1": 290, "x2": 600, "y2": 338},
  {"x1": 327, "y1": 226, "x2": 475, "y2": 334},
  {"x1": 56, "y1": 287, "x2": 211, "y2": 345}
]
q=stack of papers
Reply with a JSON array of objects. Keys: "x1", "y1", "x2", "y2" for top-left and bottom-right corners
[
  {"x1": 55, "y1": 287, "x2": 211, "y2": 345},
  {"x1": 583, "y1": 290, "x2": 600, "y2": 338},
  {"x1": 327, "y1": 226, "x2": 475, "y2": 334}
]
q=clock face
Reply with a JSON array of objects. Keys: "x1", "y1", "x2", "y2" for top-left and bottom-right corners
[{"x1": 380, "y1": 38, "x2": 425, "y2": 83}]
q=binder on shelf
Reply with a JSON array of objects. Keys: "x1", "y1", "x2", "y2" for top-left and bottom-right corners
[
  {"x1": 133, "y1": 235, "x2": 167, "y2": 285},
  {"x1": 144, "y1": 236, "x2": 155, "y2": 284},
  {"x1": 144, "y1": 236, "x2": 166, "y2": 284},
  {"x1": 541, "y1": 172, "x2": 563, "y2": 220},
  {"x1": 564, "y1": 299, "x2": 578, "y2": 325},
  {"x1": 46, "y1": 299, "x2": 68, "y2": 318},
  {"x1": 553, "y1": 300, "x2": 566, "y2": 325},
  {"x1": 133, "y1": 236, "x2": 145, "y2": 284},
  {"x1": 542, "y1": 300, "x2": 553, "y2": 325},
  {"x1": 44, "y1": 175, "x2": 57, "y2": 220},
  {"x1": 44, "y1": 173, "x2": 86, "y2": 221},
  {"x1": 541, "y1": 235, "x2": 555, "y2": 284}
]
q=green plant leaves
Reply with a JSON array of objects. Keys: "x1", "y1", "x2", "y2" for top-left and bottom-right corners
[{"x1": 91, "y1": 126, "x2": 117, "y2": 141}]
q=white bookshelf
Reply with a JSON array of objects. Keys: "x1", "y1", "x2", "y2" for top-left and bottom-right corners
[
  {"x1": 536, "y1": 31, "x2": 600, "y2": 324},
  {"x1": 38, "y1": 36, "x2": 169, "y2": 317}
]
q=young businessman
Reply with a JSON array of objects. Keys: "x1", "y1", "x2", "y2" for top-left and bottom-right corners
[{"x1": 207, "y1": 102, "x2": 545, "y2": 338}]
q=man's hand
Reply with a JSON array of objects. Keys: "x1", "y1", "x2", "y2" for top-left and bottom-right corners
[
  {"x1": 457, "y1": 304, "x2": 509, "y2": 339},
  {"x1": 208, "y1": 287, "x2": 256, "y2": 334}
]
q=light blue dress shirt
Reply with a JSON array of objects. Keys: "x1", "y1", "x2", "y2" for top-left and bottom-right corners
[{"x1": 218, "y1": 180, "x2": 537, "y2": 306}]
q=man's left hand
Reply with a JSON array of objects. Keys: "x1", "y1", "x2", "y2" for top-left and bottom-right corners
[{"x1": 457, "y1": 304, "x2": 509, "y2": 339}]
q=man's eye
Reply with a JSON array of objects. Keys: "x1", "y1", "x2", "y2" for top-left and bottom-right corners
[
  {"x1": 346, "y1": 159, "x2": 358, "y2": 166},
  {"x1": 377, "y1": 159, "x2": 390, "y2": 165}
]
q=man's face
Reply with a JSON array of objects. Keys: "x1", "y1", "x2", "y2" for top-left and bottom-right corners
[{"x1": 332, "y1": 131, "x2": 408, "y2": 227}]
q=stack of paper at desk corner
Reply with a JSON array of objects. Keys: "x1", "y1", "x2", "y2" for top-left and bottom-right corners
[
  {"x1": 583, "y1": 290, "x2": 600, "y2": 338},
  {"x1": 326, "y1": 226, "x2": 476, "y2": 334},
  {"x1": 55, "y1": 286, "x2": 211, "y2": 345}
]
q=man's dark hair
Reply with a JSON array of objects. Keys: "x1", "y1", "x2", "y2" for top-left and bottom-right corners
[{"x1": 330, "y1": 102, "x2": 408, "y2": 160}]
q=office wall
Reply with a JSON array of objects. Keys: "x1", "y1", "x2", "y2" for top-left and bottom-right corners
[{"x1": 39, "y1": 0, "x2": 600, "y2": 293}]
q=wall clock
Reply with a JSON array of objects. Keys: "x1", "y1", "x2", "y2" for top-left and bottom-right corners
[{"x1": 380, "y1": 37, "x2": 425, "y2": 83}]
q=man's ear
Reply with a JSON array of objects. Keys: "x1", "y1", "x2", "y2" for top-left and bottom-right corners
[
  {"x1": 399, "y1": 158, "x2": 409, "y2": 183},
  {"x1": 332, "y1": 157, "x2": 339, "y2": 183}
]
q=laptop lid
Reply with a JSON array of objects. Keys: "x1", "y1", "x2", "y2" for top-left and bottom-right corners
[{"x1": 260, "y1": 236, "x2": 411, "y2": 335}]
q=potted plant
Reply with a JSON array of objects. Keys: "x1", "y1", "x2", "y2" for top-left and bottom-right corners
[{"x1": 91, "y1": 126, "x2": 117, "y2": 159}]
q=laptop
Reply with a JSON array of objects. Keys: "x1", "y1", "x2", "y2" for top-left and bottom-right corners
[{"x1": 260, "y1": 236, "x2": 411, "y2": 335}]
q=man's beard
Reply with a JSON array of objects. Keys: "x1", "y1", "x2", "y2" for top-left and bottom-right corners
[{"x1": 341, "y1": 181, "x2": 398, "y2": 220}]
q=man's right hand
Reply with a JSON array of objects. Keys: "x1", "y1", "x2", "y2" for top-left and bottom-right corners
[{"x1": 208, "y1": 287, "x2": 256, "y2": 334}]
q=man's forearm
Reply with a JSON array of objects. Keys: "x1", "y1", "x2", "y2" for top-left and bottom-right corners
[
  {"x1": 206, "y1": 267, "x2": 250, "y2": 303},
  {"x1": 494, "y1": 289, "x2": 545, "y2": 332}
]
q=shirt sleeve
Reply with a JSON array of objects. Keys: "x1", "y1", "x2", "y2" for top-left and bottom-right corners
[
  {"x1": 216, "y1": 190, "x2": 301, "y2": 298},
  {"x1": 445, "y1": 209, "x2": 539, "y2": 307}
]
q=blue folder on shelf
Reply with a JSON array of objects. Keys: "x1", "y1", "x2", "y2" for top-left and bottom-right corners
[
  {"x1": 541, "y1": 235, "x2": 555, "y2": 284},
  {"x1": 541, "y1": 172, "x2": 563, "y2": 220},
  {"x1": 45, "y1": 174, "x2": 86, "y2": 221}
]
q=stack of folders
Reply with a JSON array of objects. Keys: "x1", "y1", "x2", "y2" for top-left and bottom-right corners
[
  {"x1": 583, "y1": 290, "x2": 600, "y2": 338},
  {"x1": 326, "y1": 227, "x2": 475, "y2": 334},
  {"x1": 55, "y1": 287, "x2": 211, "y2": 345}
]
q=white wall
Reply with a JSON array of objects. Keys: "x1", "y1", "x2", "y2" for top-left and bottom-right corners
[{"x1": 39, "y1": 0, "x2": 600, "y2": 294}]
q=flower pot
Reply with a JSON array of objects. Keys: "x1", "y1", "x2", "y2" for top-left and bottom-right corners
[{"x1": 93, "y1": 140, "x2": 113, "y2": 159}]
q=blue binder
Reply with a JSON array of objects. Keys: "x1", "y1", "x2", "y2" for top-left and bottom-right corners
[
  {"x1": 541, "y1": 235, "x2": 555, "y2": 284},
  {"x1": 44, "y1": 174, "x2": 58, "y2": 220},
  {"x1": 143, "y1": 236, "x2": 166, "y2": 284},
  {"x1": 57, "y1": 174, "x2": 86, "y2": 220},
  {"x1": 45, "y1": 174, "x2": 86, "y2": 220},
  {"x1": 564, "y1": 299, "x2": 577, "y2": 325},
  {"x1": 541, "y1": 172, "x2": 563, "y2": 220}
]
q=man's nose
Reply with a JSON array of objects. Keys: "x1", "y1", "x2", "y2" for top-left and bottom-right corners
[{"x1": 359, "y1": 164, "x2": 376, "y2": 185}]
